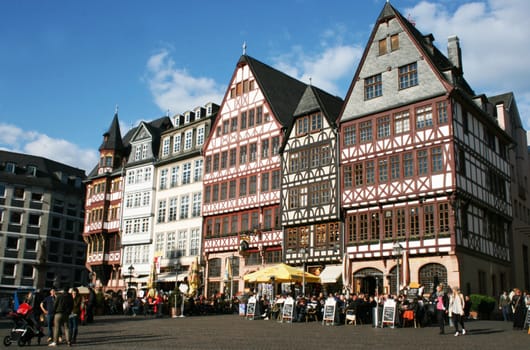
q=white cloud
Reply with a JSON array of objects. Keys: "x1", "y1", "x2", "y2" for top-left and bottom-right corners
[
  {"x1": 144, "y1": 49, "x2": 225, "y2": 114},
  {"x1": 0, "y1": 123, "x2": 98, "y2": 172},
  {"x1": 407, "y1": 0, "x2": 530, "y2": 141}
]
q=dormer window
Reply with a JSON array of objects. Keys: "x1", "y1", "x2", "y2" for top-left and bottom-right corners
[
  {"x1": 27, "y1": 165, "x2": 37, "y2": 176},
  {"x1": 5, "y1": 162, "x2": 15, "y2": 173},
  {"x1": 195, "y1": 108, "x2": 201, "y2": 119}
]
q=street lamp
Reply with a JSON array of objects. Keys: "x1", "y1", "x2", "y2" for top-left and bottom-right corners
[
  {"x1": 392, "y1": 242, "x2": 403, "y2": 296},
  {"x1": 300, "y1": 247, "x2": 308, "y2": 296}
]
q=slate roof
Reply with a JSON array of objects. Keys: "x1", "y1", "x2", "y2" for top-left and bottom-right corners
[
  {"x1": 99, "y1": 113, "x2": 125, "y2": 152},
  {"x1": 0, "y1": 150, "x2": 85, "y2": 193},
  {"x1": 239, "y1": 55, "x2": 307, "y2": 127}
]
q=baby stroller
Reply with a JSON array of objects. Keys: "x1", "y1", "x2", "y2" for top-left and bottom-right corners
[{"x1": 3, "y1": 302, "x2": 44, "y2": 347}]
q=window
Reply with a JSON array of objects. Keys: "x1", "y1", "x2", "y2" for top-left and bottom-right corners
[
  {"x1": 399, "y1": 62, "x2": 418, "y2": 89},
  {"x1": 366, "y1": 160, "x2": 374, "y2": 184},
  {"x1": 261, "y1": 139, "x2": 269, "y2": 159},
  {"x1": 384, "y1": 210, "x2": 393, "y2": 239},
  {"x1": 249, "y1": 143, "x2": 257, "y2": 162},
  {"x1": 239, "y1": 178, "x2": 247, "y2": 197},
  {"x1": 182, "y1": 163, "x2": 191, "y2": 184},
  {"x1": 194, "y1": 160, "x2": 203, "y2": 181},
  {"x1": 403, "y1": 153, "x2": 413, "y2": 178},
  {"x1": 272, "y1": 136, "x2": 280, "y2": 155},
  {"x1": 190, "y1": 228, "x2": 200, "y2": 256},
  {"x1": 418, "y1": 150, "x2": 428, "y2": 175},
  {"x1": 177, "y1": 230, "x2": 187, "y2": 257},
  {"x1": 377, "y1": 116, "x2": 390, "y2": 139},
  {"x1": 173, "y1": 134, "x2": 181, "y2": 153},
  {"x1": 171, "y1": 166, "x2": 179, "y2": 187},
  {"x1": 222, "y1": 120, "x2": 229, "y2": 134},
  {"x1": 180, "y1": 195, "x2": 189, "y2": 219},
  {"x1": 3, "y1": 262, "x2": 15, "y2": 277},
  {"x1": 27, "y1": 165, "x2": 37, "y2": 176},
  {"x1": 10, "y1": 211, "x2": 22, "y2": 225},
  {"x1": 431, "y1": 147, "x2": 443, "y2": 173},
  {"x1": 221, "y1": 151, "x2": 228, "y2": 169},
  {"x1": 6, "y1": 236, "x2": 18, "y2": 249},
  {"x1": 424, "y1": 205, "x2": 435, "y2": 237},
  {"x1": 391, "y1": 155, "x2": 400, "y2": 180},
  {"x1": 378, "y1": 38, "x2": 387, "y2": 55},
  {"x1": 168, "y1": 197, "x2": 177, "y2": 221},
  {"x1": 261, "y1": 172, "x2": 269, "y2": 192},
  {"x1": 229, "y1": 180, "x2": 237, "y2": 198},
  {"x1": 271, "y1": 170, "x2": 280, "y2": 189},
  {"x1": 192, "y1": 193, "x2": 201, "y2": 217},
  {"x1": 229, "y1": 149, "x2": 237, "y2": 167},
  {"x1": 197, "y1": 126, "x2": 205, "y2": 146},
  {"x1": 354, "y1": 163, "x2": 363, "y2": 186},
  {"x1": 162, "y1": 138, "x2": 170, "y2": 156},
  {"x1": 437, "y1": 101, "x2": 448, "y2": 124},
  {"x1": 311, "y1": 113, "x2": 323, "y2": 131},
  {"x1": 13, "y1": 187, "x2": 24, "y2": 199},
  {"x1": 390, "y1": 34, "x2": 399, "y2": 51},
  {"x1": 416, "y1": 105, "x2": 433, "y2": 129},
  {"x1": 157, "y1": 200, "x2": 166, "y2": 223},
  {"x1": 297, "y1": 117, "x2": 309, "y2": 135},
  {"x1": 439, "y1": 203, "x2": 450, "y2": 234},
  {"x1": 239, "y1": 145, "x2": 247, "y2": 165},
  {"x1": 344, "y1": 125, "x2": 356, "y2": 146},
  {"x1": 378, "y1": 159, "x2": 388, "y2": 182},
  {"x1": 231, "y1": 117, "x2": 238, "y2": 132},
  {"x1": 0, "y1": 183, "x2": 5, "y2": 197},
  {"x1": 184, "y1": 130, "x2": 193, "y2": 150},
  {"x1": 394, "y1": 111, "x2": 410, "y2": 134},
  {"x1": 240, "y1": 112, "x2": 247, "y2": 130},
  {"x1": 159, "y1": 169, "x2": 168, "y2": 190},
  {"x1": 5, "y1": 162, "x2": 15, "y2": 173},
  {"x1": 359, "y1": 121, "x2": 372, "y2": 142},
  {"x1": 365, "y1": 74, "x2": 382, "y2": 100},
  {"x1": 28, "y1": 213, "x2": 40, "y2": 226},
  {"x1": 344, "y1": 165, "x2": 353, "y2": 189}
]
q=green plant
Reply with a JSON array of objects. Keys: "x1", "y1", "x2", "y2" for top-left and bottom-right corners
[{"x1": 469, "y1": 294, "x2": 496, "y2": 319}]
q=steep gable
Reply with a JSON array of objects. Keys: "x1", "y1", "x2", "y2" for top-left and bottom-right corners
[{"x1": 340, "y1": 2, "x2": 470, "y2": 123}]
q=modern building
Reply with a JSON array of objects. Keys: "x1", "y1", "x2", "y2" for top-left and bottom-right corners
[
  {"x1": 0, "y1": 150, "x2": 86, "y2": 295},
  {"x1": 339, "y1": 2, "x2": 513, "y2": 296},
  {"x1": 280, "y1": 84, "x2": 344, "y2": 290},
  {"x1": 152, "y1": 103, "x2": 218, "y2": 291},
  {"x1": 202, "y1": 54, "x2": 307, "y2": 297}
]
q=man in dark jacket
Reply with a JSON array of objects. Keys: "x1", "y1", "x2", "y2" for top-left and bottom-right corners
[{"x1": 49, "y1": 290, "x2": 73, "y2": 347}]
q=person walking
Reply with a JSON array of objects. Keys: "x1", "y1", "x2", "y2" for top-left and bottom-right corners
[
  {"x1": 433, "y1": 284, "x2": 448, "y2": 334},
  {"x1": 178, "y1": 277, "x2": 189, "y2": 317},
  {"x1": 511, "y1": 288, "x2": 526, "y2": 330},
  {"x1": 49, "y1": 290, "x2": 73, "y2": 347},
  {"x1": 40, "y1": 289, "x2": 56, "y2": 343},
  {"x1": 69, "y1": 288, "x2": 82, "y2": 344},
  {"x1": 449, "y1": 287, "x2": 466, "y2": 336}
]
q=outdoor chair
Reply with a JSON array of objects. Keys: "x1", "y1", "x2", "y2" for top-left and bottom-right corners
[{"x1": 345, "y1": 309, "x2": 357, "y2": 326}]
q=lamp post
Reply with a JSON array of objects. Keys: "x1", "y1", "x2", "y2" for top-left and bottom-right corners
[
  {"x1": 300, "y1": 247, "x2": 308, "y2": 296},
  {"x1": 392, "y1": 242, "x2": 403, "y2": 296},
  {"x1": 174, "y1": 261, "x2": 181, "y2": 315}
]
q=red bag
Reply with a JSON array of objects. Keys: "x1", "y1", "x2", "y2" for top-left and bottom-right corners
[{"x1": 17, "y1": 303, "x2": 32, "y2": 315}]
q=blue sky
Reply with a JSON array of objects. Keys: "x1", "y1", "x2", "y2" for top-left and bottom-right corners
[{"x1": 1, "y1": 0, "x2": 529, "y2": 172}]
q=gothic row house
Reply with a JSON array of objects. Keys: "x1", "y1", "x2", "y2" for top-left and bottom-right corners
[
  {"x1": 339, "y1": 2, "x2": 513, "y2": 296},
  {"x1": 281, "y1": 85, "x2": 344, "y2": 284},
  {"x1": 201, "y1": 55, "x2": 308, "y2": 297}
]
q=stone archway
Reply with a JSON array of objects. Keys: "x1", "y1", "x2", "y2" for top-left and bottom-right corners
[
  {"x1": 353, "y1": 267, "x2": 384, "y2": 296},
  {"x1": 418, "y1": 263, "x2": 447, "y2": 295}
]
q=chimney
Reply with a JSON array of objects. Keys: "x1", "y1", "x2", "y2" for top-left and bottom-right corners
[{"x1": 447, "y1": 35, "x2": 463, "y2": 73}]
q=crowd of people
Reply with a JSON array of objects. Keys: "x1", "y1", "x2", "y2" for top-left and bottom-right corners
[{"x1": 499, "y1": 287, "x2": 530, "y2": 330}]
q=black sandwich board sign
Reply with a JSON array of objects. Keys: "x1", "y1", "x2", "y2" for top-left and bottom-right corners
[
  {"x1": 381, "y1": 299, "x2": 396, "y2": 328},
  {"x1": 246, "y1": 296, "x2": 257, "y2": 320},
  {"x1": 322, "y1": 298, "x2": 336, "y2": 326},
  {"x1": 281, "y1": 297, "x2": 294, "y2": 323}
]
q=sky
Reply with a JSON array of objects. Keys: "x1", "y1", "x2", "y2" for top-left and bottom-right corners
[{"x1": 1, "y1": 0, "x2": 529, "y2": 173}]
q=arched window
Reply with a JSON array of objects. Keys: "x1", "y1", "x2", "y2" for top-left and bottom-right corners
[{"x1": 419, "y1": 263, "x2": 447, "y2": 295}]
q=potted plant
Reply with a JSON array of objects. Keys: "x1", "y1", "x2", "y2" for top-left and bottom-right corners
[{"x1": 469, "y1": 294, "x2": 496, "y2": 320}]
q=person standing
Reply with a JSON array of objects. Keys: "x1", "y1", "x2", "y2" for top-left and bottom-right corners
[
  {"x1": 499, "y1": 291, "x2": 511, "y2": 322},
  {"x1": 449, "y1": 287, "x2": 466, "y2": 336},
  {"x1": 433, "y1": 284, "x2": 448, "y2": 334},
  {"x1": 178, "y1": 277, "x2": 189, "y2": 317},
  {"x1": 86, "y1": 284, "x2": 96, "y2": 324},
  {"x1": 40, "y1": 289, "x2": 56, "y2": 343},
  {"x1": 49, "y1": 290, "x2": 73, "y2": 347},
  {"x1": 69, "y1": 288, "x2": 82, "y2": 344},
  {"x1": 511, "y1": 288, "x2": 526, "y2": 330}
]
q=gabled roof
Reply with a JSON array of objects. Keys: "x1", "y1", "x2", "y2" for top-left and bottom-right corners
[
  {"x1": 379, "y1": 2, "x2": 474, "y2": 96},
  {"x1": 281, "y1": 85, "x2": 343, "y2": 152},
  {"x1": 239, "y1": 55, "x2": 307, "y2": 127},
  {"x1": 99, "y1": 113, "x2": 125, "y2": 152}
]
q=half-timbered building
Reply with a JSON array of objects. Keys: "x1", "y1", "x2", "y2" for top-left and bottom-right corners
[
  {"x1": 152, "y1": 103, "x2": 218, "y2": 288},
  {"x1": 120, "y1": 116, "x2": 171, "y2": 289},
  {"x1": 84, "y1": 113, "x2": 129, "y2": 290},
  {"x1": 202, "y1": 54, "x2": 306, "y2": 296},
  {"x1": 492, "y1": 92, "x2": 530, "y2": 291},
  {"x1": 281, "y1": 85, "x2": 344, "y2": 287},
  {"x1": 339, "y1": 2, "x2": 512, "y2": 296}
]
